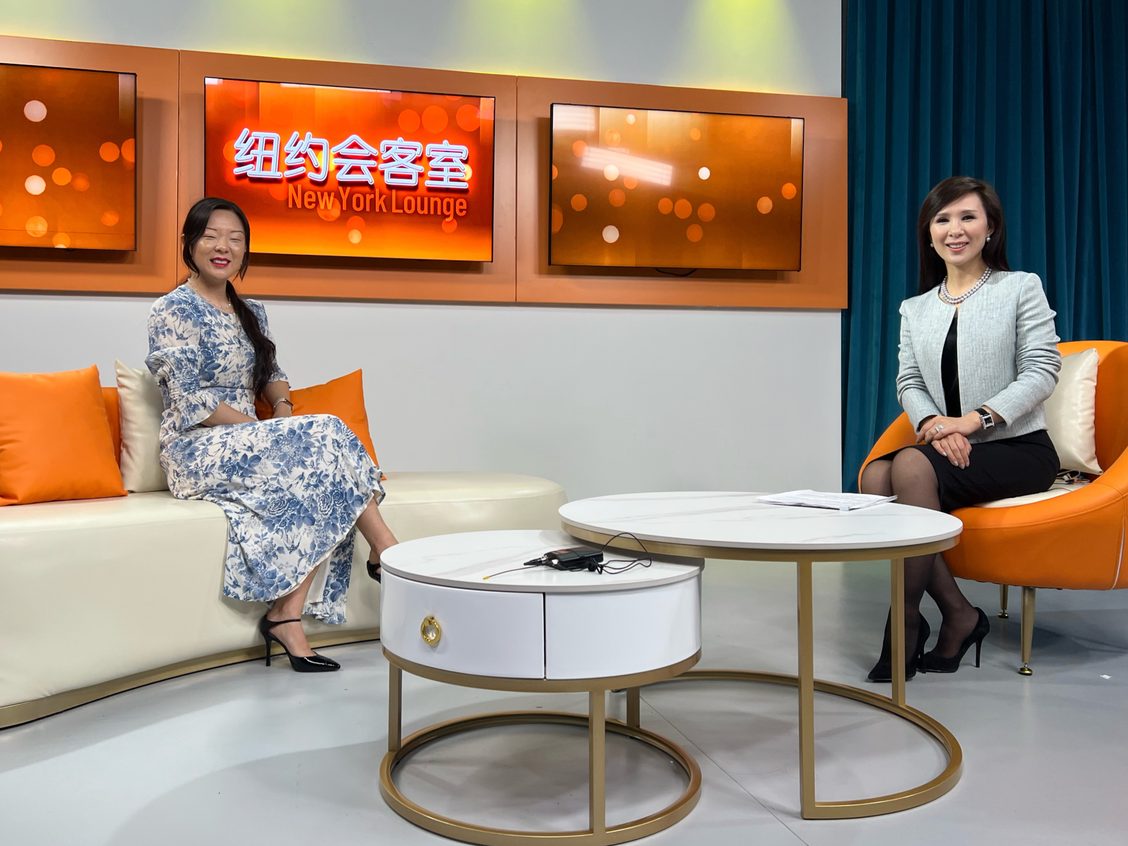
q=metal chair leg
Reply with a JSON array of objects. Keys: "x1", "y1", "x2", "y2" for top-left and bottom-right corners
[
  {"x1": 1018, "y1": 587, "x2": 1035, "y2": 676},
  {"x1": 998, "y1": 584, "x2": 1009, "y2": 618}
]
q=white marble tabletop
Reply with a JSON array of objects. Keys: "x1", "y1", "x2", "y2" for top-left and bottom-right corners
[
  {"x1": 559, "y1": 491, "x2": 962, "y2": 552},
  {"x1": 379, "y1": 529, "x2": 702, "y2": 593}
]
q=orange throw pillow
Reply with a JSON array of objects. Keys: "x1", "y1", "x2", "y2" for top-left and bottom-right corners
[
  {"x1": 255, "y1": 370, "x2": 380, "y2": 466},
  {"x1": 0, "y1": 366, "x2": 127, "y2": 506}
]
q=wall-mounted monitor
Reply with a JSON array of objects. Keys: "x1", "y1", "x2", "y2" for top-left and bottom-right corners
[
  {"x1": 204, "y1": 78, "x2": 495, "y2": 262},
  {"x1": 549, "y1": 104, "x2": 803, "y2": 271},
  {"x1": 0, "y1": 63, "x2": 137, "y2": 250}
]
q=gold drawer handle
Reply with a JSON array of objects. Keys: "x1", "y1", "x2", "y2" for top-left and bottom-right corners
[{"x1": 420, "y1": 615, "x2": 442, "y2": 648}]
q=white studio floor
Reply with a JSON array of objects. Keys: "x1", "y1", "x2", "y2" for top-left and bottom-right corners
[{"x1": 3, "y1": 558, "x2": 1127, "y2": 846}]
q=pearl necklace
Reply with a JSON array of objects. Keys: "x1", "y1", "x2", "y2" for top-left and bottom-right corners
[{"x1": 938, "y1": 267, "x2": 992, "y2": 305}]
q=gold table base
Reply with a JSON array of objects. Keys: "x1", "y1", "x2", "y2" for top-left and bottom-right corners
[
  {"x1": 563, "y1": 523, "x2": 965, "y2": 819},
  {"x1": 654, "y1": 669, "x2": 963, "y2": 818},
  {"x1": 380, "y1": 653, "x2": 703, "y2": 846}
]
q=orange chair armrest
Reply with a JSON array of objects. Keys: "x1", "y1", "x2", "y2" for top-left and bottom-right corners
[
  {"x1": 947, "y1": 500, "x2": 1126, "y2": 589},
  {"x1": 857, "y1": 413, "x2": 916, "y2": 489},
  {"x1": 1092, "y1": 451, "x2": 1128, "y2": 498},
  {"x1": 954, "y1": 480, "x2": 1122, "y2": 530}
]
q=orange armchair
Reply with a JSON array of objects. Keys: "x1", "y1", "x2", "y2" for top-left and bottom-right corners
[{"x1": 860, "y1": 341, "x2": 1128, "y2": 675}]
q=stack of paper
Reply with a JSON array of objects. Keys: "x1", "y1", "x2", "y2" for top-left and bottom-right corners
[{"x1": 756, "y1": 490, "x2": 897, "y2": 511}]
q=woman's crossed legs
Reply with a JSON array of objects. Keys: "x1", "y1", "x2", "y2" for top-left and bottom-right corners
[{"x1": 861, "y1": 449, "x2": 979, "y2": 658}]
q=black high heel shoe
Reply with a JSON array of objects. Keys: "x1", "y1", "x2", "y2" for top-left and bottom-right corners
[
  {"x1": 919, "y1": 608, "x2": 989, "y2": 673},
  {"x1": 259, "y1": 615, "x2": 341, "y2": 672},
  {"x1": 366, "y1": 557, "x2": 382, "y2": 582},
  {"x1": 866, "y1": 613, "x2": 931, "y2": 683}
]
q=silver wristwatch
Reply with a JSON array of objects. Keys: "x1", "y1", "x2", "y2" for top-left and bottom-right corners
[{"x1": 975, "y1": 407, "x2": 995, "y2": 430}]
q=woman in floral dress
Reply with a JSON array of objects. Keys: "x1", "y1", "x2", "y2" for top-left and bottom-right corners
[{"x1": 147, "y1": 197, "x2": 397, "y2": 672}]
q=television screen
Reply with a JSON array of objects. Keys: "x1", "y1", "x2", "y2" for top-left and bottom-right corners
[
  {"x1": 204, "y1": 78, "x2": 495, "y2": 261},
  {"x1": 0, "y1": 63, "x2": 137, "y2": 250},
  {"x1": 549, "y1": 104, "x2": 803, "y2": 271}
]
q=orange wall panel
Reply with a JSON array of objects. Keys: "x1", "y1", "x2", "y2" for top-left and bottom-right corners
[
  {"x1": 0, "y1": 36, "x2": 846, "y2": 310},
  {"x1": 178, "y1": 51, "x2": 517, "y2": 304},
  {"x1": 515, "y1": 76, "x2": 847, "y2": 308},
  {"x1": 0, "y1": 35, "x2": 179, "y2": 295}
]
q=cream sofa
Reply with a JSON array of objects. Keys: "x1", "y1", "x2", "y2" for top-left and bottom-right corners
[{"x1": 0, "y1": 470, "x2": 567, "y2": 728}]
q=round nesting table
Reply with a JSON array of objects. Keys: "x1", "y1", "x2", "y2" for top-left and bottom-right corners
[
  {"x1": 378, "y1": 529, "x2": 704, "y2": 846},
  {"x1": 559, "y1": 491, "x2": 964, "y2": 820}
]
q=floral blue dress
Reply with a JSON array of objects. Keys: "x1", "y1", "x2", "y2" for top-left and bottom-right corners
[{"x1": 146, "y1": 284, "x2": 383, "y2": 624}]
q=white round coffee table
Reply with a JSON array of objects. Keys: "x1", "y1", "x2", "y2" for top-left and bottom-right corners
[
  {"x1": 559, "y1": 491, "x2": 964, "y2": 820},
  {"x1": 378, "y1": 529, "x2": 704, "y2": 845}
]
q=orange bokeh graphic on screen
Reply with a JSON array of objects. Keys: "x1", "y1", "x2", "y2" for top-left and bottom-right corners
[
  {"x1": 550, "y1": 104, "x2": 803, "y2": 270},
  {"x1": 32, "y1": 144, "x2": 55, "y2": 166},
  {"x1": 0, "y1": 64, "x2": 137, "y2": 249},
  {"x1": 203, "y1": 79, "x2": 495, "y2": 261}
]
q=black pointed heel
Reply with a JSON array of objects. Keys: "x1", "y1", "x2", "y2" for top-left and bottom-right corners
[
  {"x1": 866, "y1": 613, "x2": 930, "y2": 683},
  {"x1": 919, "y1": 608, "x2": 990, "y2": 674},
  {"x1": 258, "y1": 615, "x2": 340, "y2": 672},
  {"x1": 366, "y1": 557, "x2": 382, "y2": 582}
]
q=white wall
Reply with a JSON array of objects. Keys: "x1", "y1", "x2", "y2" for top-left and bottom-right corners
[{"x1": 0, "y1": 0, "x2": 843, "y2": 500}]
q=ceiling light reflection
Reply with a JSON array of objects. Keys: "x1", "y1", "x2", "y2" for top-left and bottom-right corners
[{"x1": 580, "y1": 147, "x2": 672, "y2": 186}]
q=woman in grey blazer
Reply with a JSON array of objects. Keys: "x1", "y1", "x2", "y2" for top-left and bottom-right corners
[{"x1": 861, "y1": 176, "x2": 1061, "y2": 681}]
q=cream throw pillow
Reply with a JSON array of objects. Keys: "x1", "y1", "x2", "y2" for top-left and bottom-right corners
[
  {"x1": 1043, "y1": 348, "x2": 1102, "y2": 475},
  {"x1": 115, "y1": 360, "x2": 168, "y2": 492}
]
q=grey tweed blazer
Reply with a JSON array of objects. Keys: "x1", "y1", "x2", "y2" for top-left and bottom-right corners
[{"x1": 896, "y1": 271, "x2": 1061, "y2": 443}]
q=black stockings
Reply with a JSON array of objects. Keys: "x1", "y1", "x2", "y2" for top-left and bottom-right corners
[{"x1": 861, "y1": 450, "x2": 978, "y2": 657}]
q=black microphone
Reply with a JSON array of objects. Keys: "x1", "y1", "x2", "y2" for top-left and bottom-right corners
[{"x1": 523, "y1": 547, "x2": 604, "y2": 571}]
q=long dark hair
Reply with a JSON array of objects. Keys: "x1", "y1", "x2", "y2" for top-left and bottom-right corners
[
  {"x1": 916, "y1": 176, "x2": 1011, "y2": 294},
  {"x1": 181, "y1": 197, "x2": 278, "y2": 397}
]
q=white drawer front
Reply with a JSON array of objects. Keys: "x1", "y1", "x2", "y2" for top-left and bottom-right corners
[
  {"x1": 544, "y1": 577, "x2": 701, "y2": 679},
  {"x1": 381, "y1": 574, "x2": 545, "y2": 678}
]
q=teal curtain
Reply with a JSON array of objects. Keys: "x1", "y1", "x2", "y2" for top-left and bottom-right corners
[{"x1": 842, "y1": 0, "x2": 1128, "y2": 489}]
